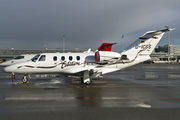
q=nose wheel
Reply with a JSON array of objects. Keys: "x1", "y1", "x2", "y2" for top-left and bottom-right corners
[{"x1": 21, "y1": 75, "x2": 29, "y2": 83}]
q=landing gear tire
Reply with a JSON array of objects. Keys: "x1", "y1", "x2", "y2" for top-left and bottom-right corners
[
  {"x1": 21, "y1": 75, "x2": 29, "y2": 83},
  {"x1": 80, "y1": 77, "x2": 84, "y2": 83},
  {"x1": 84, "y1": 78, "x2": 92, "y2": 85}
]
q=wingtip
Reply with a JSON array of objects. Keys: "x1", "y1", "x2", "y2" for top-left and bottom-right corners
[
  {"x1": 170, "y1": 28, "x2": 176, "y2": 31},
  {"x1": 165, "y1": 25, "x2": 175, "y2": 31}
]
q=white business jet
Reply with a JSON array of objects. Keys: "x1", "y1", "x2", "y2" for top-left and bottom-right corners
[
  {"x1": 0, "y1": 54, "x2": 36, "y2": 66},
  {"x1": 4, "y1": 26, "x2": 174, "y2": 85}
]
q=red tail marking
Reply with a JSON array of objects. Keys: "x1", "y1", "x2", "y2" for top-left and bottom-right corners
[{"x1": 98, "y1": 43, "x2": 116, "y2": 51}]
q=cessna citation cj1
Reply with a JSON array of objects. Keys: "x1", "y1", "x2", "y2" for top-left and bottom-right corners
[{"x1": 4, "y1": 26, "x2": 175, "y2": 85}]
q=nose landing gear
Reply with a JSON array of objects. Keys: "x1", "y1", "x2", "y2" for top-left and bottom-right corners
[{"x1": 12, "y1": 73, "x2": 15, "y2": 82}]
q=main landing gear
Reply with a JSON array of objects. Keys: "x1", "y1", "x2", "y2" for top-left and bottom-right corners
[
  {"x1": 81, "y1": 77, "x2": 92, "y2": 85},
  {"x1": 21, "y1": 74, "x2": 29, "y2": 84},
  {"x1": 82, "y1": 71, "x2": 92, "y2": 85}
]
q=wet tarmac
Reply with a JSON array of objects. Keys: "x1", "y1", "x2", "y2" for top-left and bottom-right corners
[{"x1": 0, "y1": 64, "x2": 180, "y2": 120}]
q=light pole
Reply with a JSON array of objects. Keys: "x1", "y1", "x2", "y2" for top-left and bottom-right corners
[
  {"x1": 63, "y1": 35, "x2": 65, "y2": 53},
  {"x1": 168, "y1": 31, "x2": 170, "y2": 62},
  {"x1": 165, "y1": 25, "x2": 170, "y2": 63},
  {"x1": 122, "y1": 35, "x2": 124, "y2": 52}
]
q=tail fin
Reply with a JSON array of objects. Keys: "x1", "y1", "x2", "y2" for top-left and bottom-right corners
[
  {"x1": 121, "y1": 27, "x2": 175, "y2": 60},
  {"x1": 98, "y1": 43, "x2": 117, "y2": 51}
]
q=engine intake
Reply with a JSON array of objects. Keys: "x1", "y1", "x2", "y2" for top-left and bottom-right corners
[{"x1": 95, "y1": 51, "x2": 121, "y2": 64}]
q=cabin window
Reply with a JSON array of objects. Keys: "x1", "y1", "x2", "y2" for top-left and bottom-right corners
[
  {"x1": 31, "y1": 54, "x2": 40, "y2": 62},
  {"x1": 39, "y1": 55, "x2": 46, "y2": 61},
  {"x1": 14, "y1": 56, "x2": 24, "y2": 59},
  {"x1": 69, "y1": 56, "x2": 73, "y2": 61},
  {"x1": 61, "y1": 56, "x2": 65, "y2": 61},
  {"x1": 76, "y1": 56, "x2": 80, "y2": 61},
  {"x1": 53, "y1": 56, "x2": 57, "y2": 61}
]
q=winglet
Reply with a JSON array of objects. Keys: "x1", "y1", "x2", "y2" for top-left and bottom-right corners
[{"x1": 97, "y1": 43, "x2": 117, "y2": 51}]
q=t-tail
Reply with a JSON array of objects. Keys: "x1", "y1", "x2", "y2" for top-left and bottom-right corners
[{"x1": 121, "y1": 26, "x2": 175, "y2": 61}]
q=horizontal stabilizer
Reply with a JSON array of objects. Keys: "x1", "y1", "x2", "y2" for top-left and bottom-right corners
[{"x1": 140, "y1": 26, "x2": 175, "y2": 39}]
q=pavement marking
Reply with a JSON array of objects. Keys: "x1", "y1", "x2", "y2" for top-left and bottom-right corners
[{"x1": 1, "y1": 97, "x2": 180, "y2": 101}]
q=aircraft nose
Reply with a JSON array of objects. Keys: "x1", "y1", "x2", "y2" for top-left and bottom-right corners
[
  {"x1": 0, "y1": 62, "x2": 6, "y2": 66},
  {"x1": 0, "y1": 61, "x2": 11, "y2": 66},
  {"x1": 3, "y1": 66, "x2": 13, "y2": 73}
]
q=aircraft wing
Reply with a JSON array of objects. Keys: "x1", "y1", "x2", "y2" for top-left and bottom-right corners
[
  {"x1": 59, "y1": 67, "x2": 102, "y2": 78},
  {"x1": 59, "y1": 67, "x2": 91, "y2": 76}
]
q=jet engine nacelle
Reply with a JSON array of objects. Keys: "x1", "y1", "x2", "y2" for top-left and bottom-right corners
[{"x1": 95, "y1": 51, "x2": 121, "y2": 64}]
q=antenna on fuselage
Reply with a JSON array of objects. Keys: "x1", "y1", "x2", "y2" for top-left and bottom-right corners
[{"x1": 63, "y1": 35, "x2": 65, "y2": 53}]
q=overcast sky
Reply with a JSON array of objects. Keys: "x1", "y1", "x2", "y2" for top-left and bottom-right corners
[{"x1": 0, "y1": 0, "x2": 179, "y2": 51}]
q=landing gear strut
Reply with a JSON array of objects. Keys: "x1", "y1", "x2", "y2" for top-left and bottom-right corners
[
  {"x1": 21, "y1": 74, "x2": 29, "y2": 83},
  {"x1": 12, "y1": 73, "x2": 15, "y2": 82},
  {"x1": 83, "y1": 71, "x2": 92, "y2": 85}
]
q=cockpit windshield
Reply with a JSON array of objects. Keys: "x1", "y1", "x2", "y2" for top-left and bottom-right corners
[
  {"x1": 31, "y1": 54, "x2": 40, "y2": 62},
  {"x1": 14, "y1": 56, "x2": 24, "y2": 59}
]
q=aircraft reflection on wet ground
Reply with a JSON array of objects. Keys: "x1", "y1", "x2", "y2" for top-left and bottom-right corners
[
  {"x1": 0, "y1": 64, "x2": 180, "y2": 120},
  {"x1": 106, "y1": 64, "x2": 180, "y2": 86}
]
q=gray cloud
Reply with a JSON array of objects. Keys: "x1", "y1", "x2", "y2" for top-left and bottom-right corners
[{"x1": 0, "y1": 0, "x2": 179, "y2": 51}]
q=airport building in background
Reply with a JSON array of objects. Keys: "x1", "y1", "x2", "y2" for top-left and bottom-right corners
[
  {"x1": 155, "y1": 44, "x2": 180, "y2": 56},
  {"x1": 1, "y1": 44, "x2": 180, "y2": 62},
  {"x1": 150, "y1": 44, "x2": 180, "y2": 62},
  {"x1": 0, "y1": 48, "x2": 90, "y2": 59}
]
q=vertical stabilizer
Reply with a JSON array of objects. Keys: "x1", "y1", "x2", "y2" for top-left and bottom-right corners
[{"x1": 121, "y1": 27, "x2": 175, "y2": 61}]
